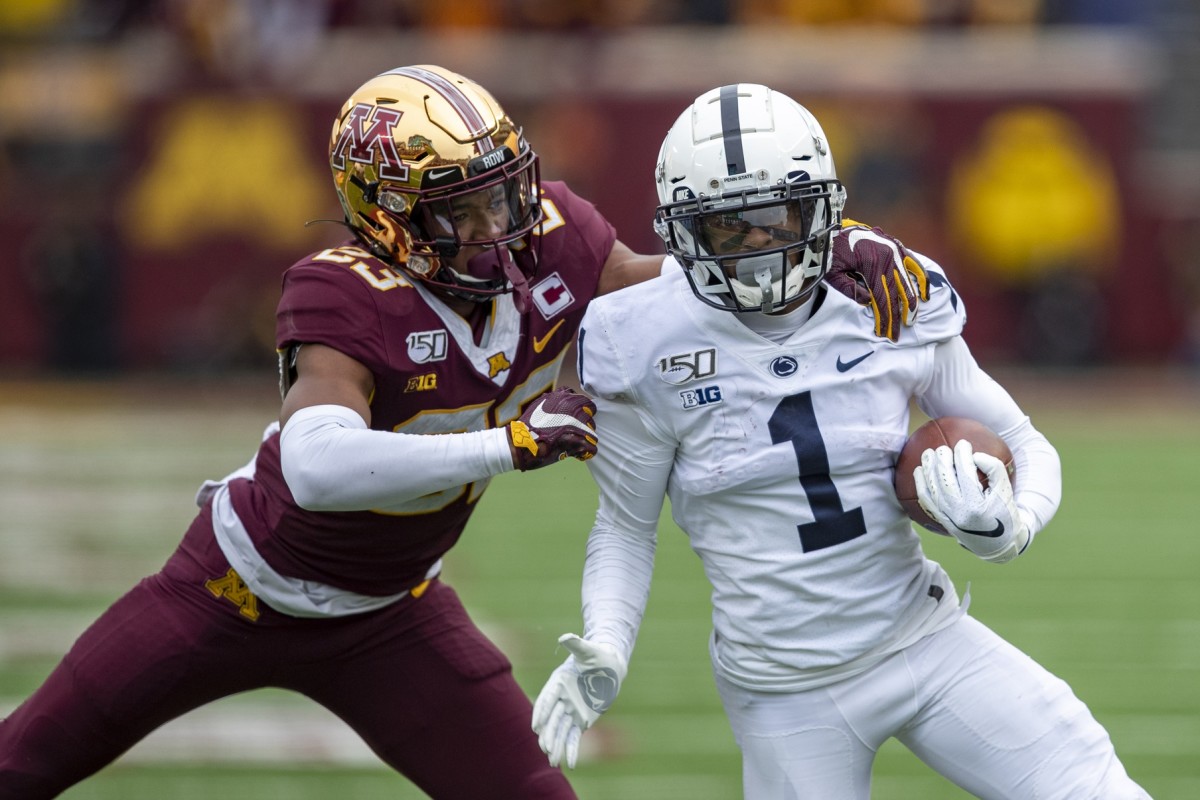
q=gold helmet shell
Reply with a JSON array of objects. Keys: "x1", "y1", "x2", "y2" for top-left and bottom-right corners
[{"x1": 329, "y1": 65, "x2": 541, "y2": 299}]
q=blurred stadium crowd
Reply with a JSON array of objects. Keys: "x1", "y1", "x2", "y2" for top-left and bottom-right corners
[
  {"x1": 1, "y1": 0, "x2": 1198, "y2": 373},
  {"x1": 0, "y1": 0, "x2": 1162, "y2": 35}
]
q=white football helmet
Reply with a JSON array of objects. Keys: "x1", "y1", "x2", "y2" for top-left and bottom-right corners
[{"x1": 654, "y1": 84, "x2": 846, "y2": 313}]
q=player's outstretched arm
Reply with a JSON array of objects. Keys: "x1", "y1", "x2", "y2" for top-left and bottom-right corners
[
  {"x1": 826, "y1": 219, "x2": 929, "y2": 342},
  {"x1": 595, "y1": 240, "x2": 669, "y2": 297},
  {"x1": 531, "y1": 394, "x2": 665, "y2": 769},
  {"x1": 277, "y1": 344, "x2": 552, "y2": 511}
]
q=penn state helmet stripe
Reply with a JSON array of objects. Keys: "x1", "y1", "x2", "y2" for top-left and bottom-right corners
[
  {"x1": 719, "y1": 84, "x2": 746, "y2": 176},
  {"x1": 388, "y1": 66, "x2": 495, "y2": 152}
]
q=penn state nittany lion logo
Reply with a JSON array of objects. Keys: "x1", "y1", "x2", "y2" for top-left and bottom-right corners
[
  {"x1": 770, "y1": 356, "x2": 799, "y2": 378},
  {"x1": 577, "y1": 668, "x2": 620, "y2": 713}
]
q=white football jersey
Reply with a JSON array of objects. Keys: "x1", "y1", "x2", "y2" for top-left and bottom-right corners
[{"x1": 577, "y1": 257, "x2": 1033, "y2": 691}]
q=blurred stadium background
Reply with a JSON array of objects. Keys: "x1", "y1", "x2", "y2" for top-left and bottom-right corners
[{"x1": 1, "y1": 1, "x2": 1198, "y2": 798}]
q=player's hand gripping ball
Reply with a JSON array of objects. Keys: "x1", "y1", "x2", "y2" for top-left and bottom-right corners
[
  {"x1": 508, "y1": 388, "x2": 598, "y2": 471},
  {"x1": 894, "y1": 417, "x2": 1015, "y2": 535}
]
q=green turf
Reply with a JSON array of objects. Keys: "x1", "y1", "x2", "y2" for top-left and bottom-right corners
[{"x1": 1, "y1": 377, "x2": 1196, "y2": 798}]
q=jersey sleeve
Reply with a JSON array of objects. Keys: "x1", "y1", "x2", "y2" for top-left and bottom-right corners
[
  {"x1": 577, "y1": 302, "x2": 633, "y2": 404},
  {"x1": 906, "y1": 251, "x2": 968, "y2": 347},
  {"x1": 577, "y1": 304, "x2": 676, "y2": 663},
  {"x1": 275, "y1": 259, "x2": 388, "y2": 369},
  {"x1": 916, "y1": 336, "x2": 1026, "y2": 434}
]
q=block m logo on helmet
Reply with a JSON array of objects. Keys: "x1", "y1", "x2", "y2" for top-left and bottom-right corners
[{"x1": 331, "y1": 103, "x2": 409, "y2": 182}]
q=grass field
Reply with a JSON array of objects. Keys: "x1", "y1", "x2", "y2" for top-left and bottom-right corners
[{"x1": 1, "y1": 370, "x2": 1197, "y2": 799}]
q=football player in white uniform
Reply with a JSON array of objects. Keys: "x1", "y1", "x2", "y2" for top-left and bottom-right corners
[{"x1": 532, "y1": 84, "x2": 1151, "y2": 799}]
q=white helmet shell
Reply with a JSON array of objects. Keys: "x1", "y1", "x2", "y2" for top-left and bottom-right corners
[{"x1": 654, "y1": 84, "x2": 846, "y2": 313}]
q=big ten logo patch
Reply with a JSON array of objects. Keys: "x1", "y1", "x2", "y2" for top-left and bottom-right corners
[
  {"x1": 658, "y1": 348, "x2": 717, "y2": 385},
  {"x1": 204, "y1": 568, "x2": 260, "y2": 621},
  {"x1": 531, "y1": 273, "x2": 574, "y2": 319},
  {"x1": 680, "y1": 385, "x2": 723, "y2": 410},
  {"x1": 405, "y1": 373, "x2": 438, "y2": 392},
  {"x1": 407, "y1": 330, "x2": 448, "y2": 364}
]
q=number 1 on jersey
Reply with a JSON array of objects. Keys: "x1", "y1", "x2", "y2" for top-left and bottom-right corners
[{"x1": 768, "y1": 392, "x2": 867, "y2": 552}]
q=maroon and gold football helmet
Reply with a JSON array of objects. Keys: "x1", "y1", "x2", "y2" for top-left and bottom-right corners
[{"x1": 329, "y1": 65, "x2": 542, "y2": 307}]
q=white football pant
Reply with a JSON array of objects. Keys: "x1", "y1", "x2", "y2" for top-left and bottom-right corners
[{"x1": 716, "y1": 615, "x2": 1151, "y2": 800}]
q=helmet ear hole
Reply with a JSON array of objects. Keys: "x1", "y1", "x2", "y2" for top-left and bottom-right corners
[{"x1": 356, "y1": 212, "x2": 383, "y2": 234}]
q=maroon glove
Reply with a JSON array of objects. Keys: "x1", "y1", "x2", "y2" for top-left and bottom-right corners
[
  {"x1": 508, "y1": 388, "x2": 598, "y2": 471},
  {"x1": 825, "y1": 219, "x2": 929, "y2": 342}
]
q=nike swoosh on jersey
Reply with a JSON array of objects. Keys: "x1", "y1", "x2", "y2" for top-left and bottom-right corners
[
  {"x1": 532, "y1": 319, "x2": 565, "y2": 353},
  {"x1": 953, "y1": 518, "x2": 1006, "y2": 537},
  {"x1": 529, "y1": 403, "x2": 593, "y2": 434},
  {"x1": 836, "y1": 351, "x2": 874, "y2": 372}
]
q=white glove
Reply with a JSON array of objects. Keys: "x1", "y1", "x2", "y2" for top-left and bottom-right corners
[
  {"x1": 914, "y1": 439, "x2": 1029, "y2": 564},
  {"x1": 531, "y1": 633, "x2": 628, "y2": 769}
]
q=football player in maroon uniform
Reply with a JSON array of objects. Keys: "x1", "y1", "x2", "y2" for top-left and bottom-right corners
[{"x1": 0, "y1": 66, "x2": 925, "y2": 798}]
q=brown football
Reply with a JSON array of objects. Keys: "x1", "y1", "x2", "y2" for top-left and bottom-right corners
[{"x1": 894, "y1": 416, "x2": 1015, "y2": 535}]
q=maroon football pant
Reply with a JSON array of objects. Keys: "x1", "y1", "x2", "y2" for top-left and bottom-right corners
[{"x1": 0, "y1": 508, "x2": 575, "y2": 799}]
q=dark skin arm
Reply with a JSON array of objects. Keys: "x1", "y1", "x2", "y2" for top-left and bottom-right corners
[
  {"x1": 552, "y1": 240, "x2": 664, "y2": 391},
  {"x1": 278, "y1": 240, "x2": 659, "y2": 423},
  {"x1": 279, "y1": 343, "x2": 374, "y2": 430},
  {"x1": 596, "y1": 240, "x2": 664, "y2": 296}
]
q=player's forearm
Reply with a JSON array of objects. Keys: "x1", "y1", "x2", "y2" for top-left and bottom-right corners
[
  {"x1": 580, "y1": 521, "x2": 656, "y2": 664},
  {"x1": 999, "y1": 418, "x2": 1062, "y2": 539},
  {"x1": 920, "y1": 336, "x2": 1062, "y2": 540},
  {"x1": 575, "y1": 394, "x2": 672, "y2": 661},
  {"x1": 280, "y1": 404, "x2": 513, "y2": 511}
]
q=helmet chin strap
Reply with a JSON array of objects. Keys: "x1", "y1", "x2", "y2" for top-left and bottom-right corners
[
  {"x1": 501, "y1": 252, "x2": 532, "y2": 315},
  {"x1": 754, "y1": 266, "x2": 774, "y2": 313},
  {"x1": 465, "y1": 247, "x2": 532, "y2": 314},
  {"x1": 732, "y1": 253, "x2": 780, "y2": 313}
]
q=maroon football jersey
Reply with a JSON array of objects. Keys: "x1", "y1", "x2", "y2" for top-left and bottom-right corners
[{"x1": 228, "y1": 181, "x2": 616, "y2": 596}]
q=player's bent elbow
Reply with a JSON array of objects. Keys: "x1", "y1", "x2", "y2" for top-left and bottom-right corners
[
  {"x1": 281, "y1": 461, "x2": 347, "y2": 512},
  {"x1": 279, "y1": 437, "x2": 361, "y2": 512},
  {"x1": 279, "y1": 405, "x2": 370, "y2": 512}
]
